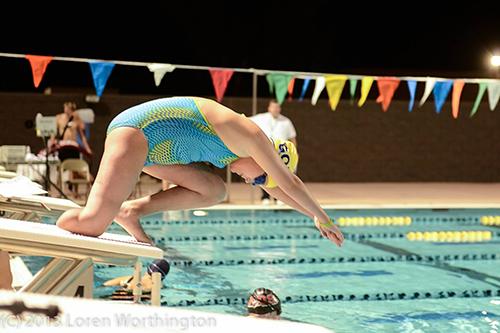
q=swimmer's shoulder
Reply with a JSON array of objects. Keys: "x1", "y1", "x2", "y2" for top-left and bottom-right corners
[{"x1": 189, "y1": 97, "x2": 241, "y2": 125}]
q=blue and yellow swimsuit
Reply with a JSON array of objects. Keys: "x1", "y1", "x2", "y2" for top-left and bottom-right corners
[{"x1": 107, "y1": 97, "x2": 238, "y2": 168}]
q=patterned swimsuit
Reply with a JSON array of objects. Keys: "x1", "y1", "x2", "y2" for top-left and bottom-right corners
[{"x1": 107, "y1": 97, "x2": 238, "y2": 168}]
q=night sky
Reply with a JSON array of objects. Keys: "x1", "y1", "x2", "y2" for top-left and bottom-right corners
[{"x1": 1, "y1": 2, "x2": 498, "y2": 97}]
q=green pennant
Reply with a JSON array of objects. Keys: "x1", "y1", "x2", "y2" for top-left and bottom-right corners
[
  {"x1": 266, "y1": 73, "x2": 292, "y2": 104},
  {"x1": 470, "y1": 82, "x2": 487, "y2": 117},
  {"x1": 266, "y1": 74, "x2": 274, "y2": 94},
  {"x1": 349, "y1": 79, "x2": 358, "y2": 100}
]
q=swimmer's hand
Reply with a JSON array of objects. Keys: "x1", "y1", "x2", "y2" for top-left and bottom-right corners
[{"x1": 314, "y1": 216, "x2": 344, "y2": 247}]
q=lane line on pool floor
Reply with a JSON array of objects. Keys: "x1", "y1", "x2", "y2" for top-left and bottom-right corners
[{"x1": 359, "y1": 240, "x2": 500, "y2": 288}]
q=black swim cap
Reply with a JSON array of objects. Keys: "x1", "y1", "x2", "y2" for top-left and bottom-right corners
[{"x1": 147, "y1": 259, "x2": 170, "y2": 280}]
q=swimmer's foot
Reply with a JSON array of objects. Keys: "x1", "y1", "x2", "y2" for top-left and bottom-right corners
[{"x1": 114, "y1": 203, "x2": 153, "y2": 245}]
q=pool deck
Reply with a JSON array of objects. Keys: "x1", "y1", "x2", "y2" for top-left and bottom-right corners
[
  {"x1": 219, "y1": 182, "x2": 500, "y2": 209},
  {"x1": 62, "y1": 180, "x2": 500, "y2": 210}
]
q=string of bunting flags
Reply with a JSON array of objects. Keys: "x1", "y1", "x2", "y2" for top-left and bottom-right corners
[{"x1": 2, "y1": 52, "x2": 499, "y2": 118}]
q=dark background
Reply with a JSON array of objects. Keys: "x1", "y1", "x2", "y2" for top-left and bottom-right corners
[{"x1": 0, "y1": 2, "x2": 498, "y2": 95}]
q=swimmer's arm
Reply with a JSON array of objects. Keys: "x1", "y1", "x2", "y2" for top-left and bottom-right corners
[
  {"x1": 246, "y1": 134, "x2": 327, "y2": 223},
  {"x1": 262, "y1": 186, "x2": 313, "y2": 219},
  {"x1": 207, "y1": 104, "x2": 342, "y2": 244},
  {"x1": 247, "y1": 138, "x2": 343, "y2": 246}
]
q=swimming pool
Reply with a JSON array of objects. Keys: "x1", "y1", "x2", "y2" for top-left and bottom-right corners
[{"x1": 60, "y1": 208, "x2": 500, "y2": 331}]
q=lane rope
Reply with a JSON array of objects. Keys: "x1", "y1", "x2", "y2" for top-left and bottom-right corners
[
  {"x1": 162, "y1": 288, "x2": 500, "y2": 307},
  {"x1": 147, "y1": 231, "x2": 500, "y2": 243},
  {"x1": 96, "y1": 253, "x2": 498, "y2": 269}
]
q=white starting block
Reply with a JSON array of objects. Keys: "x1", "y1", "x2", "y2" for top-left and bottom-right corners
[
  {"x1": 0, "y1": 194, "x2": 80, "y2": 221},
  {"x1": 0, "y1": 290, "x2": 334, "y2": 333},
  {"x1": 0, "y1": 218, "x2": 163, "y2": 300},
  {"x1": 0, "y1": 170, "x2": 18, "y2": 181},
  {"x1": 0, "y1": 176, "x2": 80, "y2": 221}
]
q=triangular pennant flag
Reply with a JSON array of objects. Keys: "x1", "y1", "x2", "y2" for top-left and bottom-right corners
[
  {"x1": 287, "y1": 78, "x2": 295, "y2": 100},
  {"x1": 487, "y1": 80, "x2": 500, "y2": 111},
  {"x1": 311, "y1": 76, "x2": 326, "y2": 106},
  {"x1": 358, "y1": 76, "x2": 374, "y2": 107},
  {"x1": 349, "y1": 78, "x2": 358, "y2": 100},
  {"x1": 89, "y1": 62, "x2": 115, "y2": 97},
  {"x1": 432, "y1": 80, "x2": 453, "y2": 114},
  {"x1": 147, "y1": 63, "x2": 175, "y2": 87},
  {"x1": 325, "y1": 75, "x2": 348, "y2": 111},
  {"x1": 25, "y1": 55, "x2": 53, "y2": 88},
  {"x1": 470, "y1": 82, "x2": 487, "y2": 117},
  {"x1": 419, "y1": 78, "x2": 436, "y2": 107},
  {"x1": 266, "y1": 73, "x2": 292, "y2": 104},
  {"x1": 376, "y1": 77, "x2": 400, "y2": 112},
  {"x1": 451, "y1": 80, "x2": 465, "y2": 119},
  {"x1": 299, "y1": 78, "x2": 311, "y2": 101},
  {"x1": 266, "y1": 75, "x2": 274, "y2": 94},
  {"x1": 406, "y1": 80, "x2": 417, "y2": 112},
  {"x1": 209, "y1": 69, "x2": 234, "y2": 102}
]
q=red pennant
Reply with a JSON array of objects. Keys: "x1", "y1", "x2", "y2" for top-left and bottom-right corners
[
  {"x1": 25, "y1": 55, "x2": 53, "y2": 88},
  {"x1": 209, "y1": 69, "x2": 234, "y2": 102},
  {"x1": 451, "y1": 80, "x2": 465, "y2": 119},
  {"x1": 376, "y1": 77, "x2": 400, "y2": 112},
  {"x1": 287, "y1": 78, "x2": 295, "y2": 100}
]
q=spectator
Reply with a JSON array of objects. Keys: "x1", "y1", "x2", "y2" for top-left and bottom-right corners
[{"x1": 50, "y1": 101, "x2": 92, "y2": 161}]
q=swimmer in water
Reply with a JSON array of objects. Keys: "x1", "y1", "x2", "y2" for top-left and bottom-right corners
[{"x1": 247, "y1": 288, "x2": 282, "y2": 319}]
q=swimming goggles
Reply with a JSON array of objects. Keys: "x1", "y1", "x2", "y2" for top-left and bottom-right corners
[{"x1": 251, "y1": 173, "x2": 267, "y2": 186}]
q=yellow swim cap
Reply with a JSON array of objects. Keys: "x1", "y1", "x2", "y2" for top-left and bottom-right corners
[{"x1": 264, "y1": 139, "x2": 299, "y2": 188}]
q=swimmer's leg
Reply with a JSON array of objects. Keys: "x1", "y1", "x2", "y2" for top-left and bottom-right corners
[
  {"x1": 57, "y1": 127, "x2": 149, "y2": 241},
  {"x1": 116, "y1": 163, "x2": 226, "y2": 221}
]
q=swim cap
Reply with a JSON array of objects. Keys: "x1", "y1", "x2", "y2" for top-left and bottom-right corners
[
  {"x1": 247, "y1": 288, "x2": 282, "y2": 315},
  {"x1": 147, "y1": 259, "x2": 170, "y2": 280},
  {"x1": 264, "y1": 139, "x2": 298, "y2": 188}
]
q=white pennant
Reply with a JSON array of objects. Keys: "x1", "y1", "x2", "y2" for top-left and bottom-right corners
[
  {"x1": 487, "y1": 80, "x2": 500, "y2": 111},
  {"x1": 147, "y1": 63, "x2": 176, "y2": 87},
  {"x1": 311, "y1": 76, "x2": 326, "y2": 106},
  {"x1": 419, "y1": 77, "x2": 436, "y2": 107}
]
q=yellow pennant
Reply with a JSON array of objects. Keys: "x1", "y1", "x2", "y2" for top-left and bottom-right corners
[
  {"x1": 358, "y1": 77, "x2": 374, "y2": 107},
  {"x1": 325, "y1": 75, "x2": 347, "y2": 110}
]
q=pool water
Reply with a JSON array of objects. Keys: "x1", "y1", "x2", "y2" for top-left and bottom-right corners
[{"x1": 49, "y1": 209, "x2": 500, "y2": 332}]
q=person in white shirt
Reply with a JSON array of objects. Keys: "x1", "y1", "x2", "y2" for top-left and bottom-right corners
[{"x1": 251, "y1": 100, "x2": 298, "y2": 204}]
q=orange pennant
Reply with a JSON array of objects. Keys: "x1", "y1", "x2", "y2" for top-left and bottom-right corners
[
  {"x1": 287, "y1": 78, "x2": 295, "y2": 100},
  {"x1": 25, "y1": 55, "x2": 53, "y2": 88},
  {"x1": 376, "y1": 77, "x2": 400, "y2": 112},
  {"x1": 209, "y1": 69, "x2": 234, "y2": 102},
  {"x1": 451, "y1": 80, "x2": 465, "y2": 119}
]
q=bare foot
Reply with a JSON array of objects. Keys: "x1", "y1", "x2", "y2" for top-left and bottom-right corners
[{"x1": 114, "y1": 204, "x2": 154, "y2": 245}]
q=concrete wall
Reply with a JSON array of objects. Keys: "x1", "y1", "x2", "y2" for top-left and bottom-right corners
[{"x1": 0, "y1": 92, "x2": 498, "y2": 182}]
